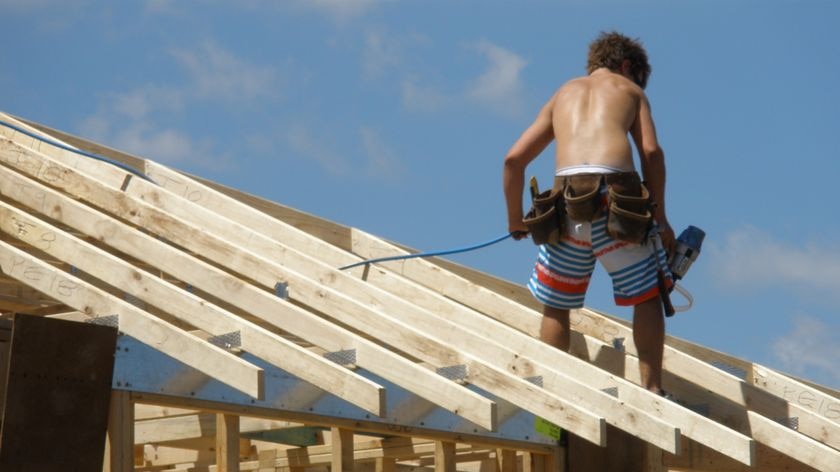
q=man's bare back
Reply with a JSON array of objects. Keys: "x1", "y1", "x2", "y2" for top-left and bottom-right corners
[
  {"x1": 502, "y1": 65, "x2": 667, "y2": 243},
  {"x1": 551, "y1": 68, "x2": 642, "y2": 172}
]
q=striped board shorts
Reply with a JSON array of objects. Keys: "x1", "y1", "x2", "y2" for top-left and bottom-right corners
[{"x1": 528, "y1": 215, "x2": 672, "y2": 309}]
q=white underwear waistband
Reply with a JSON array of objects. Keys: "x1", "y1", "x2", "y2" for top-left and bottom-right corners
[{"x1": 556, "y1": 164, "x2": 631, "y2": 177}]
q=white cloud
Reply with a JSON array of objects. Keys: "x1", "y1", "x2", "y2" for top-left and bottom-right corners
[
  {"x1": 401, "y1": 78, "x2": 447, "y2": 113},
  {"x1": 299, "y1": 0, "x2": 381, "y2": 22},
  {"x1": 359, "y1": 127, "x2": 404, "y2": 180},
  {"x1": 76, "y1": 42, "x2": 279, "y2": 170},
  {"x1": 77, "y1": 86, "x2": 202, "y2": 165},
  {"x1": 363, "y1": 30, "x2": 403, "y2": 79},
  {"x1": 78, "y1": 105, "x2": 228, "y2": 169},
  {"x1": 0, "y1": 0, "x2": 87, "y2": 10},
  {"x1": 773, "y1": 313, "x2": 840, "y2": 388},
  {"x1": 283, "y1": 124, "x2": 351, "y2": 176},
  {"x1": 708, "y1": 226, "x2": 840, "y2": 297},
  {"x1": 108, "y1": 86, "x2": 185, "y2": 120},
  {"x1": 171, "y1": 42, "x2": 280, "y2": 102},
  {"x1": 144, "y1": 0, "x2": 180, "y2": 15},
  {"x1": 466, "y1": 40, "x2": 527, "y2": 116}
]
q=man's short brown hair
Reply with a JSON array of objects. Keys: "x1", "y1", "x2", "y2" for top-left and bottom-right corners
[{"x1": 586, "y1": 31, "x2": 651, "y2": 89}]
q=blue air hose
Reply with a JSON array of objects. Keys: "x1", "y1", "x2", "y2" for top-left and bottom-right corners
[
  {"x1": 339, "y1": 232, "x2": 517, "y2": 270},
  {"x1": 0, "y1": 118, "x2": 155, "y2": 183}
]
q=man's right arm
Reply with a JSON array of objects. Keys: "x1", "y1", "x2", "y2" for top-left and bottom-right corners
[{"x1": 503, "y1": 95, "x2": 556, "y2": 237}]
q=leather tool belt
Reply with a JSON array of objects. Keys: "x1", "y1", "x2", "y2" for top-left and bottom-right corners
[{"x1": 523, "y1": 172, "x2": 653, "y2": 245}]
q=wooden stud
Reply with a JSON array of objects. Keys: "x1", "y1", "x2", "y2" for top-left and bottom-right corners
[
  {"x1": 331, "y1": 427, "x2": 355, "y2": 472},
  {"x1": 216, "y1": 413, "x2": 240, "y2": 472},
  {"x1": 643, "y1": 444, "x2": 664, "y2": 472},
  {"x1": 375, "y1": 457, "x2": 397, "y2": 472},
  {"x1": 434, "y1": 441, "x2": 456, "y2": 472},
  {"x1": 495, "y1": 449, "x2": 516, "y2": 472},
  {"x1": 543, "y1": 446, "x2": 565, "y2": 472},
  {"x1": 107, "y1": 390, "x2": 134, "y2": 472}
]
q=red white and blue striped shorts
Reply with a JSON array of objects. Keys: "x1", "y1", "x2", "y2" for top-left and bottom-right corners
[{"x1": 528, "y1": 215, "x2": 672, "y2": 309}]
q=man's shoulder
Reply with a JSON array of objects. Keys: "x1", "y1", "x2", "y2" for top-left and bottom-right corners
[{"x1": 555, "y1": 76, "x2": 590, "y2": 95}]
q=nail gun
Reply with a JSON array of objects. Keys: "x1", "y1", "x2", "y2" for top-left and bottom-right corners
[{"x1": 658, "y1": 225, "x2": 705, "y2": 316}]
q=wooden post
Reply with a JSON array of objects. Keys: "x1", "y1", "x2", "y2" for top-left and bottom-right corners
[
  {"x1": 643, "y1": 444, "x2": 664, "y2": 472},
  {"x1": 522, "y1": 452, "x2": 543, "y2": 472},
  {"x1": 331, "y1": 427, "x2": 355, "y2": 472},
  {"x1": 375, "y1": 457, "x2": 397, "y2": 472},
  {"x1": 257, "y1": 449, "x2": 277, "y2": 472},
  {"x1": 216, "y1": 413, "x2": 240, "y2": 472},
  {"x1": 434, "y1": 441, "x2": 456, "y2": 472},
  {"x1": 543, "y1": 445, "x2": 565, "y2": 472},
  {"x1": 107, "y1": 391, "x2": 134, "y2": 472},
  {"x1": 495, "y1": 449, "x2": 516, "y2": 472}
]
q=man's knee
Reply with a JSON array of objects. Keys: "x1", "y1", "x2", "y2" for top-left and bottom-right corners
[
  {"x1": 634, "y1": 296, "x2": 662, "y2": 316},
  {"x1": 543, "y1": 305, "x2": 570, "y2": 321}
]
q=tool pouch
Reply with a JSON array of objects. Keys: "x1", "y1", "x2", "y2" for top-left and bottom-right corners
[
  {"x1": 605, "y1": 173, "x2": 653, "y2": 244},
  {"x1": 563, "y1": 174, "x2": 603, "y2": 222},
  {"x1": 523, "y1": 183, "x2": 564, "y2": 245}
]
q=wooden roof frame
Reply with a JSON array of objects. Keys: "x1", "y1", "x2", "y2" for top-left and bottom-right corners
[{"x1": 0, "y1": 112, "x2": 836, "y2": 472}]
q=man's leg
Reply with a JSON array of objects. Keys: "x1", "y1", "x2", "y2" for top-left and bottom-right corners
[
  {"x1": 540, "y1": 305, "x2": 571, "y2": 352},
  {"x1": 633, "y1": 297, "x2": 665, "y2": 393}
]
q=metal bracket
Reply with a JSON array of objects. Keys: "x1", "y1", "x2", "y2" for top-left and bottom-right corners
[
  {"x1": 524, "y1": 376, "x2": 544, "y2": 388},
  {"x1": 687, "y1": 403, "x2": 710, "y2": 417},
  {"x1": 775, "y1": 416, "x2": 799, "y2": 430},
  {"x1": 86, "y1": 314, "x2": 120, "y2": 329},
  {"x1": 324, "y1": 349, "x2": 357, "y2": 367},
  {"x1": 207, "y1": 331, "x2": 242, "y2": 350},
  {"x1": 436, "y1": 364, "x2": 467, "y2": 384},
  {"x1": 710, "y1": 360, "x2": 747, "y2": 380},
  {"x1": 275, "y1": 282, "x2": 289, "y2": 299},
  {"x1": 123, "y1": 293, "x2": 146, "y2": 309},
  {"x1": 601, "y1": 387, "x2": 619, "y2": 398}
]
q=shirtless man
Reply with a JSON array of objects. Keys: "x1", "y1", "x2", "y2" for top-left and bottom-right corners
[{"x1": 502, "y1": 31, "x2": 675, "y2": 394}]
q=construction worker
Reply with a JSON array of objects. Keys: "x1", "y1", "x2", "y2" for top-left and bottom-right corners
[{"x1": 502, "y1": 31, "x2": 674, "y2": 395}]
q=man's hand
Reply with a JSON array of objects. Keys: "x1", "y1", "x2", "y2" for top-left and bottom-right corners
[
  {"x1": 509, "y1": 221, "x2": 530, "y2": 240},
  {"x1": 658, "y1": 219, "x2": 676, "y2": 257}
]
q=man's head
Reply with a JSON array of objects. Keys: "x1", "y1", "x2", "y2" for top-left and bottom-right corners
[{"x1": 586, "y1": 31, "x2": 651, "y2": 89}]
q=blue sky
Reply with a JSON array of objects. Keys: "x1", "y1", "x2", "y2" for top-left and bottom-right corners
[{"x1": 2, "y1": 0, "x2": 838, "y2": 388}]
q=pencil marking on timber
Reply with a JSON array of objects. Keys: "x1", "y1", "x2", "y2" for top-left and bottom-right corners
[
  {"x1": 153, "y1": 172, "x2": 204, "y2": 202},
  {"x1": 779, "y1": 385, "x2": 840, "y2": 420},
  {"x1": 38, "y1": 162, "x2": 67, "y2": 184},
  {"x1": 9, "y1": 256, "x2": 80, "y2": 297},
  {"x1": 11, "y1": 216, "x2": 35, "y2": 237},
  {"x1": 37, "y1": 229, "x2": 56, "y2": 251}
]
